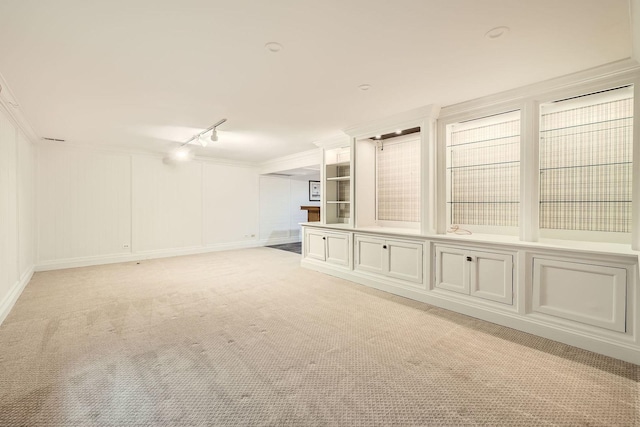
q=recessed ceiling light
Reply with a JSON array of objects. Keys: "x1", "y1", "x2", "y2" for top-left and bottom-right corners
[
  {"x1": 395, "y1": 130, "x2": 402, "y2": 135},
  {"x1": 265, "y1": 42, "x2": 283, "y2": 53},
  {"x1": 374, "y1": 135, "x2": 381, "y2": 139},
  {"x1": 485, "y1": 26, "x2": 510, "y2": 40},
  {"x1": 358, "y1": 84, "x2": 371, "y2": 91}
]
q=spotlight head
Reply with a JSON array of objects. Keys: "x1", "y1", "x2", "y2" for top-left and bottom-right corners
[{"x1": 210, "y1": 129, "x2": 218, "y2": 142}]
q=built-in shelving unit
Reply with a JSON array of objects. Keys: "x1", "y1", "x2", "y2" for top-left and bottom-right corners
[
  {"x1": 302, "y1": 84, "x2": 640, "y2": 365},
  {"x1": 321, "y1": 143, "x2": 353, "y2": 225}
]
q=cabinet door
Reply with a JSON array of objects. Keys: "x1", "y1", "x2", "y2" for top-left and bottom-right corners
[
  {"x1": 354, "y1": 235, "x2": 386, "y2": 274},
  {"x1": 434, "y1": 246, "x2": 469, "y2": 294},
  {"x1": 325, "y1": 232, "x2": 350, "y2": 267},
  {"x1": 386, "y1": 240, "x2": 423, "y2": 284},
  {"x1": 469, "y1": 251, "x2": 513, "y2": 305},
  {"x1": 532, "y1": 258, "x2": 627, "y2": 332},
  {"x1": 305, "y1": 230, "x2": 326, "y2": 261}
]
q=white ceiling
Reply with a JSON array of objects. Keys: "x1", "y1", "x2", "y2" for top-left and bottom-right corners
[{"x1": 0, "y1": 0, "x2": 632, "y2": 163}]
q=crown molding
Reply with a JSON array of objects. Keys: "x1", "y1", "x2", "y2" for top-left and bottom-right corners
[
  {"x1": 259, "y1": 148, "x2": 321, "y2": 175},
  {"x1": 344, "y1": 104, "x2": 440, "y2": 139},
  {"x1": 632, "y1": 0, "x2": 640, "y2": 64},
  {"x1": 439, "y1": 58, "x2": 640, "y2": 119},
  {"x1": 312, "y1": 133, "x2": 351, "y2": 150},
  {"x1": 37, "y1": 140, "x2": 260, "y2": 168},
  {"x1": 0, "y1": 72, "x2": 39, "y2": 143}
]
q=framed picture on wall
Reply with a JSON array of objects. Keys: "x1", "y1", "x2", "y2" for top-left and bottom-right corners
[{"x1": 309, "y1": 180, "x2": 321, "y2": 201}]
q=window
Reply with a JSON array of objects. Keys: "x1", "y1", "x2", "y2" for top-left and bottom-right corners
[
  {"x1": 539, "y1": 86, "x2": 633, "y2": 233},
  {"x1": 446, "y1": 111, "x2": 520, "y2": 228},
  {"x1": 376, "y1": 134, "x2": 420, "y2": 223}
]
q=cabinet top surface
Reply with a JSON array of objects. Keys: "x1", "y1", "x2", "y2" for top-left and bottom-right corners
[{"x1": 300, "y1": 223, "x2": 640, "y2": 259}]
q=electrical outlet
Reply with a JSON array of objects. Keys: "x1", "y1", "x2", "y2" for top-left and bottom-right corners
[{"x1": 123, "y1": 243, "x2": 130, "y2": 249}]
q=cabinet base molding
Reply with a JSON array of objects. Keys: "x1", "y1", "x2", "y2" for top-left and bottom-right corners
[
  {"x1": 301, "y1": 225, "x2": 639, "y2": 365},
  {"x1": 303, "y1": 257, "x2": 639, "y2": 364}
]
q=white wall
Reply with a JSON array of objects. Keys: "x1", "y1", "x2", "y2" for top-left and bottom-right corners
[
  {"x1": 132, "y1": 156, "x2": 202, "y2": 252},
  {"x1": 38, "y1": 145, "x2": 132, "y2": 263},
  {"x1": 35, "y1": 142, "x2": 321, "y2": 269},
  {"x1": 290, "y1": 178, "x2": 317, "y2": 235},
  {"x1": 0, "y1": 106, "x2": 36, "y2": 324},
  {"x1": 204, "y1": 163, "x2": 258, "y2": 245},
  {"x1": 37, "y1": 146, "x2": 262, "y2": 269},
  {"x1": 259, "y1": 175, "x2": 320, "y2": 244}
]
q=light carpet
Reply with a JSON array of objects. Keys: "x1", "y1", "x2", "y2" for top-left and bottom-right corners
[{"x1": 0, "y1": 248, "x2": 638, "y2": 426}]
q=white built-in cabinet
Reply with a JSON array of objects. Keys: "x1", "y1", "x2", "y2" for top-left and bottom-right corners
[
  {"x1": 354, "y1": 235, "x2": 423, "y2": 286},
  {"x1": 301, "y1": 223, "x2": 639, "y2": 364},
  {"x1": 532, "y1": 257, "x2": 628, "y2": 333},
  {"x1": 302, "y1": 103, "x2": 639, "y2": 364},
  {"x1": 434, "y1": 245, "x2": 514, "y2": 305},
  {"x1": 303, "y1": 228, "x2": 351, "y2": 269}
]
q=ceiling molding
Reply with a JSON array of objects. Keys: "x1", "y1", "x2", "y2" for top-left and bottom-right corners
[
  {"x1": 440, "y1": 58, "x2": 640, "y2": 119},
  {"x1": 312, "y1": 134, "x2": 351, "y2": 150},
  {"x1": 344, "y1": 104, "x2": 441, "y2": 140},
  {"x1": 631, "y1": 0, "x2": 640, "y2": 62},
  {"x1": 0, "y1": 72, "x2": 39, "y2": 144},
  {"x1": 259, "y1": 148, "x2": 321, "y2": 175},
  {"x1": 37, "y1": 139, "x2": 259, "y2": 168}
]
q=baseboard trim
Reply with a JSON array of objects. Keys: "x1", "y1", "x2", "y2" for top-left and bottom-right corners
[
  {"x1": 259, "y1": 236, "x2": 301, "y2": 246},
  {"x1": 0, "y1": 265, "x2": 34, "y2": 326},
  {"x1": 301, "y1": 259, "x2": 640, "y2": 365},
  {"x1": 35, "y1": 240, "x2": 270, "y2": 272}
]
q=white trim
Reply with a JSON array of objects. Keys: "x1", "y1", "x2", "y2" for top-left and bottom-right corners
[
  {"x1": 436, "y1": 61, "x2": 640, "y2": 247},
  {"x1": 521, "y1": 100, "x2": 539, "y2": 242},
  {"x1": 0, "y1": 266, "x2": 34, "y2": 326},
  {"x1": 633, "y1": 79, "x2": 640, "y2": 250},
  {"x1": 259, "y1": 236, "x2": 301, "y2": 246},
  {"x1": 300, "y1": 253, "x2": 639, "y2": 365},
  {"x1": 36, "y1": 139, "x2": 260, "y2": 169},
  {"x1": 35, "y1": 240, "x2": 278, "y2": 272},
  {"x1": 439, "y1": 59, "x2": 640, "y2": 118},
  {"x1": 632, "y1": 0, "x2": 640, "y2": 64},
  {"x1": 35, "y1": 237, "x2": 302, "y2": 272},
  {"x1": 302, "y1": 222, "x2": 640, "y2": 258},
  {"x1": 345, "y1": 104, "x2": 440, "y2": 139},
  {"x1": 438, "y1": 102, "x2": 524, "y2": 235},
  {"x1": 0, "y1": 72, "x2": 39, "y2": 143},
  {"x1": 259, "y1": 148, "x2": 321, "y2": 175},
  {"x1": 313, "y1": 134, "x2": 351, "y2": 150}
]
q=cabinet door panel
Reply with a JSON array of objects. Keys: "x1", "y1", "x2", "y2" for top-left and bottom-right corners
[
  {"x1": 470, "y1": 252, "x2": 513, "y2": 305},
  {"x1": 325, "y1": 232, "x2": 350, "y2": 267},
  {"x1": 532, "y1": 258, "x2": 626, "y2": 332},
  {"x1": 354, "y1": 236, "x2": 385, "y2": 274},
  {"x1": 387, "y1": 241, "x2": 423, "y2": 283},
  {"x1": 305, "y1": 231, "x2": 326, "y2": 261},
  {"x1": 435, "y1": 246, "x2": 468, "y2": 294}
]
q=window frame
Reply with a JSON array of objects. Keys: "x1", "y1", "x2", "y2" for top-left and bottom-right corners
[
  {"x1": 436, "y1": 70, "x2": 640, "y2": 247},
  {"x1": 535, "y1": 83, "x2": 635, "y2": 244},
  {"x1": 374, "y1": 132, "x2": 422, "y2": 229},
  {"x1": 437, "y1": 101, "x2": 524, "y2": 236}
]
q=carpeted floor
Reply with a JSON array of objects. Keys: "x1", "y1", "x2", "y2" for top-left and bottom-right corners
[{"x1": 0, "y1": 247, "x2": 638, "y2": 426}]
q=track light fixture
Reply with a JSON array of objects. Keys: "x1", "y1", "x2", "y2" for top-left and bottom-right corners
[{"x1": 181, "y1": 118, "x2": 227, "y2": 148}]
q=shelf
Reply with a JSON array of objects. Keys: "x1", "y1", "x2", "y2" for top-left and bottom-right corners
[
  {"x1": 325, "y1": 146, "x2": 352, "y2": 225},
  {"x1": 326, "y1": 160, "x2": 350, "y2": 167}
]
